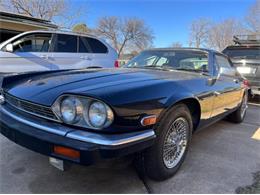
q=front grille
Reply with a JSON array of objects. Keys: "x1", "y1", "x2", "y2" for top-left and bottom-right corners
[{"x1": 4, "y1": 93, "x2": 60, "y2": 122}]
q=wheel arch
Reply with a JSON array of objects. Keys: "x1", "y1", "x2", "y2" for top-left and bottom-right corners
[
  {"x1": 178, "y1": 98, "x2": 201, "y2": 132},
  {"x1": 159, "y1": 95, "x2": 201, "y2": 132}
]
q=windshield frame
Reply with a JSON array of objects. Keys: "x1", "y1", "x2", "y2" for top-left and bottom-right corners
[{"x1": 124, "y1": 49, "x2": 211, "y2": 74}]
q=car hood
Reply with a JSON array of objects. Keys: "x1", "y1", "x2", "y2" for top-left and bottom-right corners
[{"x1": 3, "y1": 68, "x2": 200, "y2": 106}]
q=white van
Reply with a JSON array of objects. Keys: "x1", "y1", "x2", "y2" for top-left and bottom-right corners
[{"x1": 0, "y1": 30, "x2": 118, "y2": 76}]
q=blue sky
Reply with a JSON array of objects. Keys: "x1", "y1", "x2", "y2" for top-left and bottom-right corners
[{"x1": 68, "y1": 0, "x2": 255, "y2": 47}]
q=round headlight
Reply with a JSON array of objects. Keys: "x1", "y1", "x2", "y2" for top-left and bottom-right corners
[
  {"x1": 60, "y1": 97, "x2": 82, "y2": 124},
  {"x1": 88, "y1": 101, "x2": 113, "y2": 128}
]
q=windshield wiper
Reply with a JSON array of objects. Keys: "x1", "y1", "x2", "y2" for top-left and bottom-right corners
[
  {"x1": 174, "y1": 68, "x2": 203, "y2": 73},
  {"x1": 129, "y1": 65, "x2": 164, "y2": 70}
]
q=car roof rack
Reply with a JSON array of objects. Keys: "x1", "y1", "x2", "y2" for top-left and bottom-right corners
[{"x1": 233, "y1": 34, "x2": 260, "y2": 45}]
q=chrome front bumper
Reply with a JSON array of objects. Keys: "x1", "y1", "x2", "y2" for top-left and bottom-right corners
[
  {"x1": 0, "y1": 105, "x2": 155, "y2": 146},
  {"x1": 0, "y1": 104, "x2": 156, "y2": 165}
]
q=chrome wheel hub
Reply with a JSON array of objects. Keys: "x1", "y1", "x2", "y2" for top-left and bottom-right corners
[
  {"x1": 163, "y1": 117, "x2": 188, "y2": 169},
  {"x1": 241, "y1": 95, "x2": 248, "y2": 118}
]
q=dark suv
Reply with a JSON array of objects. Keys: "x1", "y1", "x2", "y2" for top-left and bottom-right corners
[{"x1": 223, "y1": 35, "x2": 260, "y2": 97}]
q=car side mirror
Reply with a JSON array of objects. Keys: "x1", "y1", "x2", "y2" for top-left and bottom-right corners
[{"x1": 5, "y1": 44, "x2": 13, "y2": 52}]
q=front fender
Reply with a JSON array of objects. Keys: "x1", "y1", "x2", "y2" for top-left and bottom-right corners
[{"x1": 165, "y1": 92, "x2": 198, "y2": 108}]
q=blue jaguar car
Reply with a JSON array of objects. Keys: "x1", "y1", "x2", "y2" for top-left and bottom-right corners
[{"x1": 0, "y1": 48, "x2": 248, "y2": 180}]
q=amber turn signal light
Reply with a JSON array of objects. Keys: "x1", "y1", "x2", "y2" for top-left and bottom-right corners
[
  {"x1": 141, "y1": 115, "x2": 157, "y2": 126},
  {"x1": 53, "y1": 146, "x2": 80, "y2": 159}
]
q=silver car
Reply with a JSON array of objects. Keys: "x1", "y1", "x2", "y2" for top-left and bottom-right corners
[{"x1": 0, "y1": 30, "x2": 118, "y2": 76}]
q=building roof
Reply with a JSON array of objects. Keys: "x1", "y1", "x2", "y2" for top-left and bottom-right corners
[{"x1": 0, "y1": 11, "x2": 58, "y2": 29}]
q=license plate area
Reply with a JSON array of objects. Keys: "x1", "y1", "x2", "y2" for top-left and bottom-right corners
[{"x1": 49, "y1": 157, "x2": 66, "y2": 171}]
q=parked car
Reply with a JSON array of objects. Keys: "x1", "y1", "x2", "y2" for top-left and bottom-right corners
[
  {"x1": 0, "y1": 30, "x2": 118, "y2": 76},
  {"x1": 223, "y1": 35, "x2": 260, "y2": 97},
  {"x1": 0, "y1": 48, "x2": 248, "y2": 181}
]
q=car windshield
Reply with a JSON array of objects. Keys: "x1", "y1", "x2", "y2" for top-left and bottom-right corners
[
  {"x1": 223, "y1": 48, "x2": 260, "y2": 59},
  {"x1": 125, "y1": 50, "x2": 209, "y2": 73}
]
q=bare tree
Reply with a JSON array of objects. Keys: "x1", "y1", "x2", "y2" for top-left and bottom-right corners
[
  {"x1": 1, "y1": 0, "x2": 66, "y2": 20},
  {"x1": 96, "y1": 16, "x2": 120, "y2": 51},
  {"x1": 189, "y1": 18, "x2": 211, "y2": 48},
  {"x1": 0, "y1": 0, "x2": 85, "y2": 29},
  {"x1": 207, "y1": 19, "x2": 245, "y2": 51},
  {"x1": 96, "y1": 16, "x2": 153, "y2": 57},
  {"x1": 245, "y1": 0, "x2": 260, "y2": 33},
  {"x1": 171, "y1": 42, "x2": 183, "y2": 47}
]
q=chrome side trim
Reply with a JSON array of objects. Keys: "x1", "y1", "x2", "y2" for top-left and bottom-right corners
[
  {"x1": 1, "y1": 106, "x2": 69, "y2": 136},
  {"x1": 1, "y1": 105, "x2": 156, "y2": 146},
  {"x1": 66, "y1": 130, "x2": 156, "y2": 146}
]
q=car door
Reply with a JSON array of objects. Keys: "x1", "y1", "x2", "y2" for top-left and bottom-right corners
[
  {"x1": 0, "y1": 33, "x2": 54, "y2": 73},
  {"x1": 211, "y1": 54, "x2": 243, "y2": 117},
  {"x1": 78, "y1": 36, "x2": 94, "y2": 67},
  {"x1": 82, "y1": 36, "x2": 110, "y2": 67},
  {"x1": 49, "y1": 34, "x2": 92, "y2": 70}
]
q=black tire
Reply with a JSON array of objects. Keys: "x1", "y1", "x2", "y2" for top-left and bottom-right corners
[
  {"x1": 135, "y1": 104, "x2": 193, "y2": 181},
  {"x1": 227, "y1": 93, "x2": 248, "y2": 123}
]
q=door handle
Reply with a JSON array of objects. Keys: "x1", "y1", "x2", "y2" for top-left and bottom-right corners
[
  {"x1": 40, "y1": 54, "x2": 48, "y2": 59},
  {"x1": 80, "y1": 56, "x2": 92, "y2": 60}
]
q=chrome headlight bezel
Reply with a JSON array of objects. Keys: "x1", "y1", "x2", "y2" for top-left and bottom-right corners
[
  {"x1": 88, "y1": 101, "x2": 114, "y2": 128},
  {"x1": 60, "y1": 96, "x2": 83, "y2": 124},
  {"x1": 52, "y1": 95, "x2": 114, "y2": 130}
]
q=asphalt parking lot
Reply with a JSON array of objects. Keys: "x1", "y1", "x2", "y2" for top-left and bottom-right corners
[{"x1": 0, "y1": 104, "x2": 259, "y2": 194}]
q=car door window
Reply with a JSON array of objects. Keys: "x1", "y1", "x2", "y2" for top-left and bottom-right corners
[
  {"x1": 215, "y1": 55, "x2": 236, "y2": 76},
  {"x1": 10, "y1": 33, "x2": 52, "y2": 52},
  {"x1": 53, "y1": 34, "x2": 77, "y2": 53},
  {"x1": 79, "y1": 36, "x2": 92, "y2": 53},
  {"x1": 84, "y1": 37, "x2": 108, "y2": 53},
  {"x1": 180, "y1": 57, "x2": 208, "y2": 72},
  {"x1": 156, "y1": 57, "x2": 168, "y2": 65}
]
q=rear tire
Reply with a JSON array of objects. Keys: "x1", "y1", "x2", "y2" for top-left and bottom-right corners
[
  {"x1": 135, "y1": 104, "x2": 193, "y2": 181},
  {"x1": 228, "y1": 93, "x2": 248, "y2": 123}
]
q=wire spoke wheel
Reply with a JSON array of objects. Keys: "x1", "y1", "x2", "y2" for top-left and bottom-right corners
[
  {"x1": 241, "y1": 94, "x2": 248, "y2": 118},
  {"x1": 163, "y1": 117, "x2": 188, "y2": 169}
]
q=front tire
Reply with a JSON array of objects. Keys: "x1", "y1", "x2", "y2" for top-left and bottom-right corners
[
  {"x1": 135, "y1": 104, "x2": 193, "y2": 181},
  {"x1": 228, "y1": 93, "x2": 248, "y2": 123}
]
